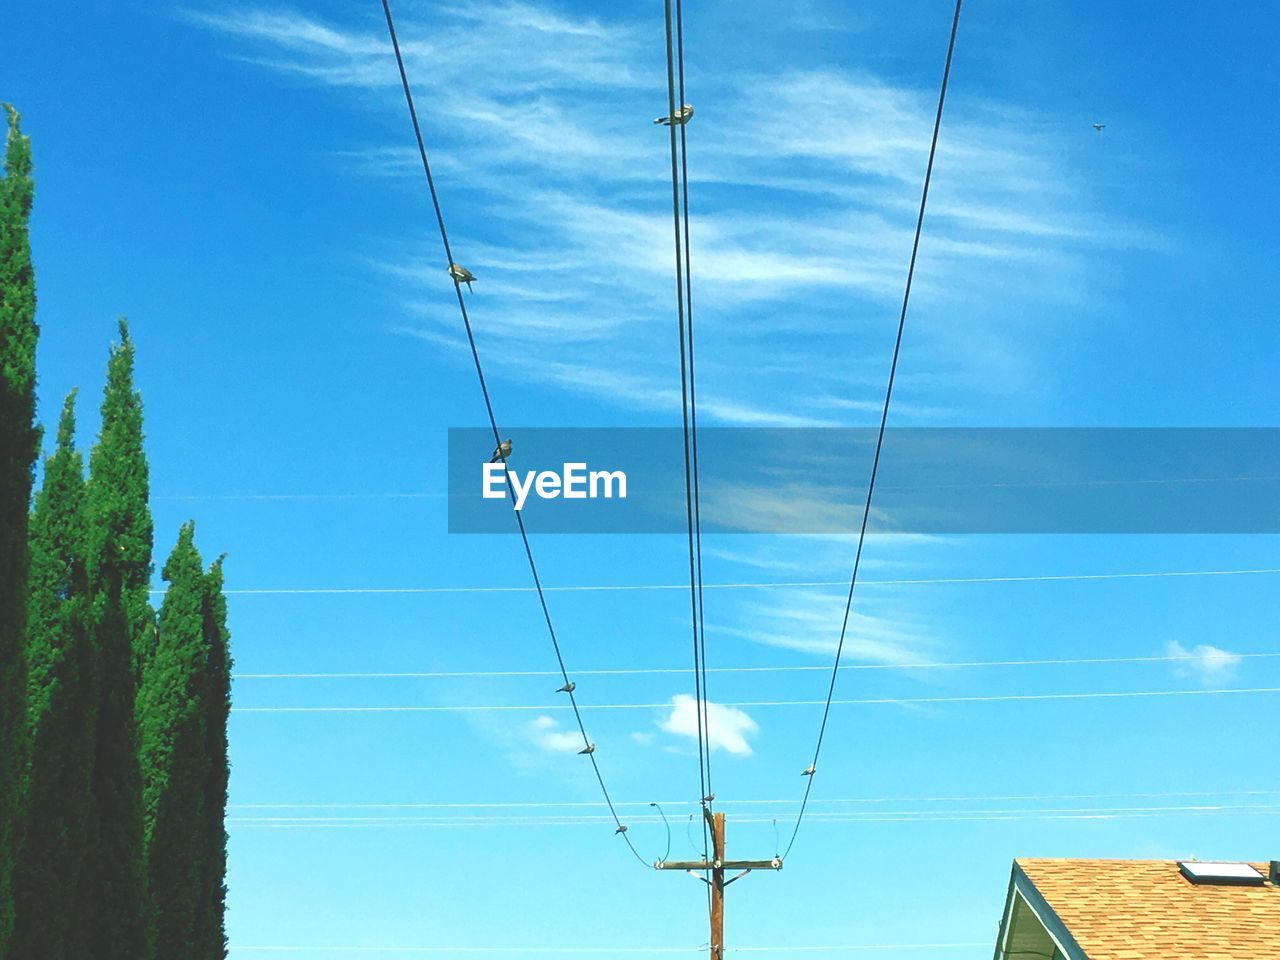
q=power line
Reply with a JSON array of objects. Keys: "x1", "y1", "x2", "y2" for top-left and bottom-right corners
[
  {"x1": 377, "y1": 0, "x2": 647, "y2": 867},
  {"x1": 151, "y1": 474, "x2": 1280, "y2": 503},
  {"x1": 227, "y1": 945, "x2": 991, "y2": 954},
  {"x1": 659, "y1": 0, "x2": 712, "y2": 831},
  {"x1": 151, "y1": 493, "x2": 448, "y2": 502},
  {"x1": 229, "y1": 950, "x2": 700, "y2": 955},
  {"x1": 787, "y1": 0, "x2": 964, "y2": 861},
  {"x1": 230, "y1": 685, "x2": 1280, "y2": 712},
  {"x1": 675, "y1": 0, "x2": 712, "y2": 828},
  {"x1": 228, "y1": 802, "x2": 1280, "y2": 822},
  {"x1": 227, "y1": 804, "x2": 1280, "y2": 829},
  {"x1": 228, "y1": 789, "x2": 1280, "y2": 810},
  {"x1": 231, "y1": 651, "x2": 1280, "y2": 680},
  {"x1": 670, "y1": 0, "x2": 711, "y2": 829},
  {"x1": 183, "y1": 566, "x2": 1280, "y2": 597}
]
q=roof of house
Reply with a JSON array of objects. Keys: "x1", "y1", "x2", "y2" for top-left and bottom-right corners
[{"x1": 1013, "y1": 857, "x2": 1280, "y2": 960}]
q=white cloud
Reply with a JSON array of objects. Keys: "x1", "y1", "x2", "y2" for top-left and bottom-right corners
[
  {"x1": 1165, "y1": 640, "x2": 1243, "y2": 685},
  {"x1": 525, "y1": 714, "x2": 585, "y2": 753},
  {"x1": 705, "y1": 532, "x2": 939, "y2": 576},
  {"x1": 714, "y1": 588, "x2": 936, "y2": 665},
  {"x1": 183, "y1": 3, "x2": 643, "y2": 92},
  {"x1": 659, "y1": 694, "x2": 759, "y2": 756},
  {"x1": 190, "y1": 1, "x2": 1158, "y2": 424}
]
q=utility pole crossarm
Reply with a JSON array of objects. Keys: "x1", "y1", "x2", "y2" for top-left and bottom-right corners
[
  {"x1": 656, "y1": 813, "x2": 780, "y2": 960},
  {"x1": 654, "y1": 859, "x2": 782, "y2": 871}
]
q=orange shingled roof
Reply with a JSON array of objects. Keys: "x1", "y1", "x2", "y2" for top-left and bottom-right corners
[{"x1": 1016, "y1": 858, "x2": 1280, "y2": 960}]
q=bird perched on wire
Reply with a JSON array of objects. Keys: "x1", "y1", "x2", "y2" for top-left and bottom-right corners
[
  {"x1": 489, "y1": 439, "x2": 512, "y2": 463},
  {"x1": 556, "y1": 681, "x2": 575, "y2": 693},
  {"x1": 801, "y1": 764, "x2": 816, "y2": 777},
  {"x1": 1092, "y1": 122, "x2": 1105, "y2": 132},
  {"x1": 654, "y1": 104, "x2": 694, "y2": 126},
  {"x1": 448, "y1": 262, "x2": 476, "y2": 290},
  {"x1": 579, "y1": 742, "x2": 596, "y2": 756}
]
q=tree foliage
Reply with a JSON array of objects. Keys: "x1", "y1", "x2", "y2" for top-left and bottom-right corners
[
  {"x1": 4, "y1": 109, "x2": 232, "y2": 960},
  {"x1": 198, "y1": 554, "x2": 232, "y2": 960},
  {"x1": 10, "y1": 393, "x2": 96, "y2": 960},
  {"x1": 0, "y1": 101, "x2": 40, "y2": 955},
  {"x1": 81, "y1": 319, "x2": 155, "y2": 960},
  {"x1": 140, "y1": 523, "x2": 209, "y2": 958}
]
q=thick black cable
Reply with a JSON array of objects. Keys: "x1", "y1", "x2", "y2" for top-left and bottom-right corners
[
  {"x1": 660, "y1": 0, "x2": 712, "y2": 887},
  {"x1": 674, "y1": 0, "x2": 713, "y2": 817},
  {"x1": 379, "y1": 0, "x2": 651, "y2": 870},
  {"x1": 782, "y1": 0, "x2": 964, "y2": 861},
  {"x1": 660, "y1": 0, "x2": 711, "y2": 839},
  {"x1": 649, "y1": 802, "x2": 673, "y2": 863}
]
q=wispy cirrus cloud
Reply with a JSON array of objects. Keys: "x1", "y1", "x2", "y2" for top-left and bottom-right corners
[
  {"x1": 183, "y1": 3, "x2": 643, "y2": 91},
  {"x1": 188, "y1": 1, "x2": 1157, "y2": 424},
  {"x1": 713, "y1": 587, "x2": 936, "y2": 664}
]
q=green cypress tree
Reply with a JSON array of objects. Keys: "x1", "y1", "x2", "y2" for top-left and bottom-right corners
[
  {"x1": 0, "y1": 101, "x2": 40, "y2": 955},
  {"x1": 10, "y1": 393, "x2": 95, "y2": 960},
  {"x1": 197, "y1": 553, "x2": 231, "y2": 960},
  {"x1": 139, "y1": 522, "x2": 208, "y2": 959},
  {"x1": 82, "y1": 319, "x2": 154, "y2": 960}
]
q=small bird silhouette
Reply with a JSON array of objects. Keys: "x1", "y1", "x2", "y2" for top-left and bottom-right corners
[
  {"x1": 448, "y1": 262, "x2": 476, "y2": 290},
  {"x1": 654, "y1": 104, "x2": 694, "y2": 126},
  {"x1": 1092, "y1": 122, "x2": 1106, "y2": 132},
  {"x1": 701, "y1": 793, "x2": 715, "y2": 805},
  {"x1": 579, "y1": 742, "x2": 596, "y2": 756},
  {"x1": 615, "y1": 824, "x2": 629, "y2": 834},
  {"x1": 556, "y1": 681, "x2": 576, "y2": 693},
  {"x1": 801, "y1": 764, "x2": 816, "y2": 777},
  {"x1": 489, "y1": 439, "x2": 512, "y2": 463}
]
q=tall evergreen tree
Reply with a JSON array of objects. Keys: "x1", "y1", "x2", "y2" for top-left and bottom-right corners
[
  {"x1": 197, "y1": 553, "x2": 232, "y2": 960},
  {"x1": 138, "y1": 528, "x2": 233, "y2": 960},
  {"x1": 10, "y1": 393, "x2": 96, "y2": 960},
  {"x1": 82, "y1": 319, "x2": 155, "y2": 960},
  {"x1": 139, "y1": 522, "x2": 209, "y2": 959},
  {"x1": 0, "y1": 102, "x2": 40, "y2": 954}
]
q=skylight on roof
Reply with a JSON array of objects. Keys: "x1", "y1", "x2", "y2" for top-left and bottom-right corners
[{"x1": 1178, "y1": 861, "x2": 1265, "y2": 886}]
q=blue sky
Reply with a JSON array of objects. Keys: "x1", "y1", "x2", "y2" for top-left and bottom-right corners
[{"x1": 5, "y1": 1, "x2": 1280, "y2": 957}]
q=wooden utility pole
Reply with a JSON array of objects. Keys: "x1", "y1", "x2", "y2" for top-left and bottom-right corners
[
  {"x1": 709, "y1": 812, "x2": 725, "y2": 959},
  {"x1": 655, "y1": 811, "x2": 782, "y2": 960}
]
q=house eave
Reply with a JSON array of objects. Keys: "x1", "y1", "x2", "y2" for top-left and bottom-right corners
[{"x1": 992, "y1": 862, "x2": 1090, "y2": 960}]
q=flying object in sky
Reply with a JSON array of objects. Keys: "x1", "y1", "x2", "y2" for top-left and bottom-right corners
[{"x1": 1092, "y1": 122, "x2": 1106, "y2": 132}]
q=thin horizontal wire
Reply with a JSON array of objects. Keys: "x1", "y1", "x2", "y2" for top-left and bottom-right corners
[
  {"x1": 232, "y1": 651, "x2": 1280, "y2": 680},
  {"x1": 732, "y1": 948, "x2": 990, "y2": 954},
  {"x1": 157, "y1": 475, "x2": 1280, "y2": 503},
  {"x1": 153, "y1": 493, "x2": 448, "y2": 502},
  {"x1": 227, "y1": 802, "x2": 1280, "y2": 823},
  {"x1": 228, "y1": 807, "x2": 1280, "y2": 829},
  {"x1": 228, "y1": 788, "x2": 1279, "y2": 810},
  {"x1": 231, "y1": 686, "x2": 1280, "y2": 713},
  {"x1": 227, "y1": 945, "x2": 990, "y2": 954},
  {"x1": 877, "y1": 475, "x2": 1280, "y2": 491},
  {"x1": 169, "y1": 567, "x2": 1280, "y2": 596},
  {"x1": 230, "y1": 951, "x2": 699, "y2": 956}
]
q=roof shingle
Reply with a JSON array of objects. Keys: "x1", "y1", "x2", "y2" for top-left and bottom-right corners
[{"x1": 1016, "y1": 858, "x2": 1280, "y2": 960}]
